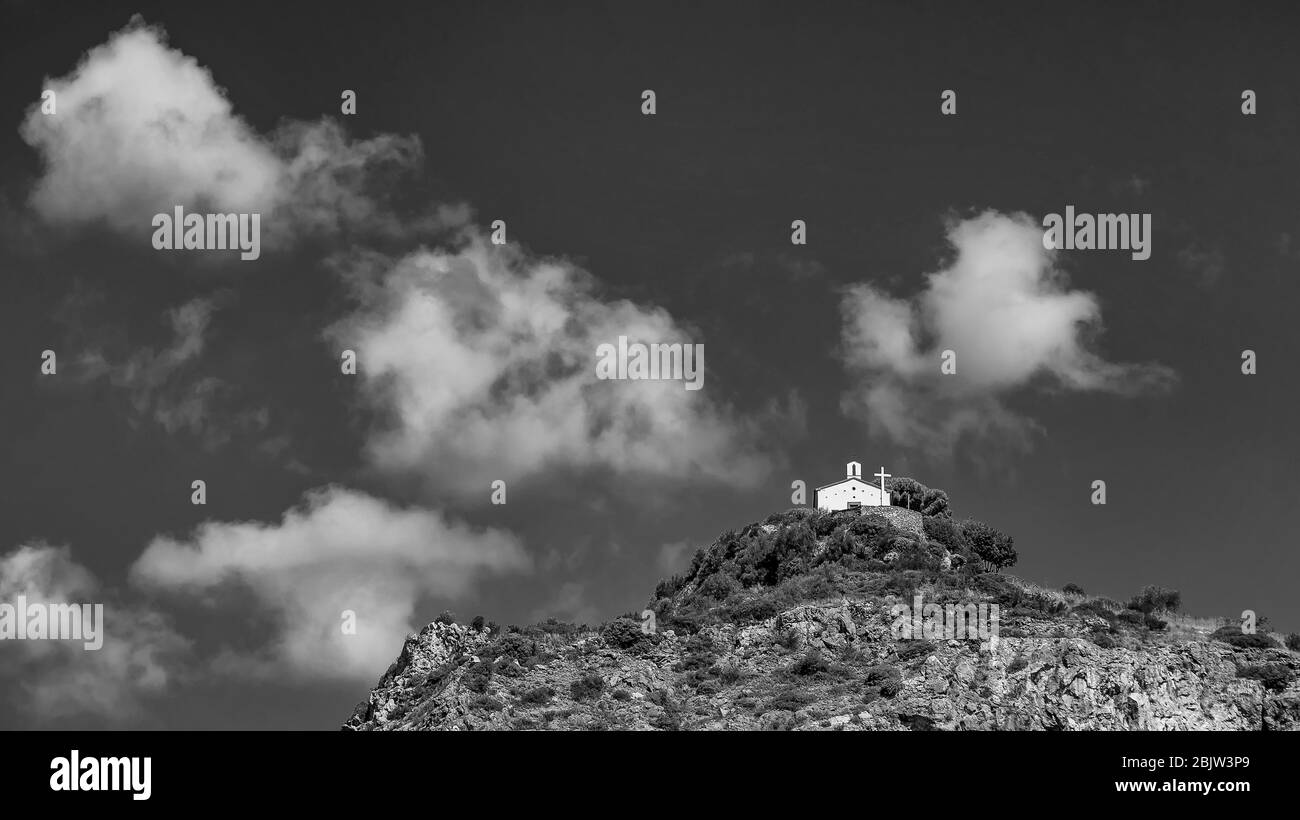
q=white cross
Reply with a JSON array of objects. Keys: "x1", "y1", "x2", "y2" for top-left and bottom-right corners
[{"x1": 875, "y1": 466, "x2": 891, "y2": 506}]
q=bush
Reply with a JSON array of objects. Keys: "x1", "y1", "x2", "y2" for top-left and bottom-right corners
[
  {"x1": 654, "y1": 574, "x2": 687, "y2": 600},
  {"x1": 1286, "y1": 633, "x2": 1300, "y2": 651},
  {"x1": 471, "y1": 695, "x2": 504, "y2": 712},
  {"x1": 1062, "y1": 583, "x2": 1086, "y2": 596},
  {"x1": 767, "y1": 688, "x2": 816, "y2": 712},
  {"x1": 1143, "y1": 613, "x2": 1167, "y2": 631},
  {"x1": 1127, "y1": 585, "x2": 1181, "y2": 614},
  {"x1": 960, "y1": 520, "x2": 1017, "y2": 571},
  {"x1": 570, "y1": 672, "x2": 605, "y2": 701},
  {"x1": 470, "y1": 615, "x2": 486, "y2": 632},
  {"x1": 1212, "y1": 625, "x2": 1279, "y2": 649},
  {"x1": 1237, "y1": 663, "x2": 1293, "y2": 691},
  {"x1": 462, "y1": 660, "x2": 492, "y2": 693},
  {"x1": 699, "y1": 572, "x2": 742, "y2": 600},
  {"x1": 922, "y1": 515, "x2": 966, "y2": 553},
  {"x1": 435, "y1": 610, "x2": 457, "y2": 625},
  {"x1": 612, "y1": 689, "x2": 632, "y2": 701},
  {"x1": 521, "y1": 686, "x2": 555, "y2": 705},
  {"x1": 789, "y1": 649, "x2": 831, "y2": 676},
  {"x1": 1117, "y1": 609, "x2": 1145, "y2": 626},
  {"x1": 1091, "y1": 632, "x2": 1117, "y2": 649},
  {"x1": 602, "y1": 617, "x2": 652, "y2": 651},
  {"x1": 895, "y1": 640, "x2": 936, "y2": 662},
  {"x1": 722, "y1": 595, "x2": 780, "y2": 624}
]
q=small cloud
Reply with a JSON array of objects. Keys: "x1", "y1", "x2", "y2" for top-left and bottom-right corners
[
  {"x1": 1176, "y1": 243, "x2": 1226, "y2": 289},
  {"x1": 840, "y1": 210, "x2": 1176, "y2": 458}
]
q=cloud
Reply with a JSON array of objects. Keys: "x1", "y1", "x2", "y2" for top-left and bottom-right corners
[
  {"x1": 0, "y1": 544, "x2": 189, "y2": 723},
  {"x1": 75, "y1": 296, "x2": 267, "y2": 448},
  {"x1": 1176, "y1": 243, "x2": 1226, "y2": 289},
  {"x1": 19, "y1": 17, "x2": 462, "y2": 248},
  {"x1": 840, "y1": 210, "x2": 1176, "y2": 457},
  {"x1": 129, "y1": 486, "x2": 529, "y2": 682},
  {"x1": 327, "y1": 232, "x2": 789, "y2": 499}
]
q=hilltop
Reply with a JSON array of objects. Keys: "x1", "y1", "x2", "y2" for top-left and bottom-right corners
[{"x1": 344, "y1": 498, "x2": 1300, "y2": 731}]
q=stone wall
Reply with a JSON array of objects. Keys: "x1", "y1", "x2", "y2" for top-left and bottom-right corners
[{"x1": 851, "y1": 505, "x2": 925, "y2": 539}]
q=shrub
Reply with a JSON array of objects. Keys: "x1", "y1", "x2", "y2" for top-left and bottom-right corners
[
  {"x1": 612, "y1": 689, "x2": 632, "y2": 701},
  {"x1": 767, "y1": 688, "x2": 816, "y2": 712},
  {"x1": 471, "y1": 695, "x2": 504, "y2": 712},
  {"x1": 602, "y1": 617, "x2": 652, "y2": 651},
  {"x1": 1237, "y1": 663, "x2": 1293, "y2": 691},
  {"x1": 895, "y1": 640, "x2": 936, "y2": 662},
  {"x1": 960, "y1": 520, "x2": 1017, "y2": 571},
  {"x1": 462, "y1": 660, "x2": 492, "y2": 694},
  {"x1": 1090, "y1": 632, "x2": 1117, "y2": 649},
  {"x1": 1286, "y1": 633, "x2": 1300, "y2": 651},
  {"x1": 1117, "y1": 610, "x2": 1145, "y2": 626},
  {"x1": 1143, "y1": 613, "x2": 1167, "y2": 631},
  {"x1": 483, "y1": 633, "x2": 539, "y2": 662},
  {"x1": 654, "y1": 574, "x2": 687, "y2": 600},
  {"x1": 1071, "y1": 601, "x2": 1117, "y2": 622},
  {"x1": 1127, "y1": 585, "x2": 1181, "y2": 614},
  {"x1": 923, "y1": 515, "x2": 966, "y2": 553},
  {"x1": 435, "y1": 610, "x2": 457, "y2": 625},
  {"x1": 1007, "y1": 656, "x2": 1028, "y2": 673},
  {"x1": 699, "y1": 572, "x2": 742, "y2": 600},
  {"x1": 521, "y1": 686, "x2": 555, "y2": 705},
  {"x1": 570, "y1": 672, "x2": 605, "y2": 701},
  {"x1": 470, "y1": 615, "x2": 486, "y2": 632},
  {"x1": 789, "y1": 649, "x2": 831, "y2": 676},
  {"x1": 1061, "y1": 583, "x2": 1086, "y2": 596},
  {"x1": 1212, "y1": 625, "x2": 1279, "y2": 649},
  {"x1": 722, "y1": 595, "x2": 780, "y2": 623}
]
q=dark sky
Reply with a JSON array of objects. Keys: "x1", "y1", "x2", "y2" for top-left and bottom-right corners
[{"x1": 1, "y1": 0, "x2": 1297, "y2": 729}]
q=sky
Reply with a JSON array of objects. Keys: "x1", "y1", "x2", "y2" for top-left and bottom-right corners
[{"x1": 1, "y1": 0, "x2": 1297, "y2": 729}]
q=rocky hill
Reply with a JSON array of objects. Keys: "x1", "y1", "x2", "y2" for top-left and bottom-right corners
[{"x1": 344, "y1": 505, "x2": 1300, "y2": 731}]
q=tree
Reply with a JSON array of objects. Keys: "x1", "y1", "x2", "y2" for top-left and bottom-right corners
[
  {"x1": 960, "y1": 519, "x2": 1017, "y2": 572},
  {"x1": 471, "y1": 615, "x2": 486, "y2": 631},
  {"x1": 885, "y1": 477, "x2": 952, "y2": 518},
  {"x1": 886, "y1": 477, "x2": 928, "y2": 511}
]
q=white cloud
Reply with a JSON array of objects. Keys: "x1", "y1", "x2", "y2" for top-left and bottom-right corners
[
  {"x1": 129, "y1": 486, "x2": 529, "y2": 683},
  {"x1": 0, "y1": 544, "x2": 189, "y2": 722},
  {"x1": 327, "y1": 232, "x2": 789, "y2": 499},
  {"x1": 19, "y1": 17, "x2": 460, "y2": 248},
  {"x1": 840, "y1": 210, "x2": 1175, "y2": 456}
]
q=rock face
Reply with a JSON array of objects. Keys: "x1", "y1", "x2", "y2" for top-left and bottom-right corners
[{"x1": 345, "y1": 597, "x2": 1300, "y2": 731}]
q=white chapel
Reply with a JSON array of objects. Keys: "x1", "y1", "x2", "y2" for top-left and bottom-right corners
[{"x1": 814, "y1": 461, "x2": 892, "y2": 511}]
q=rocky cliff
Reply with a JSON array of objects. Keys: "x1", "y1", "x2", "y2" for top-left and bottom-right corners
[{"x1": 344, "y1": 507, "x2": 1300, "y2": 731}]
